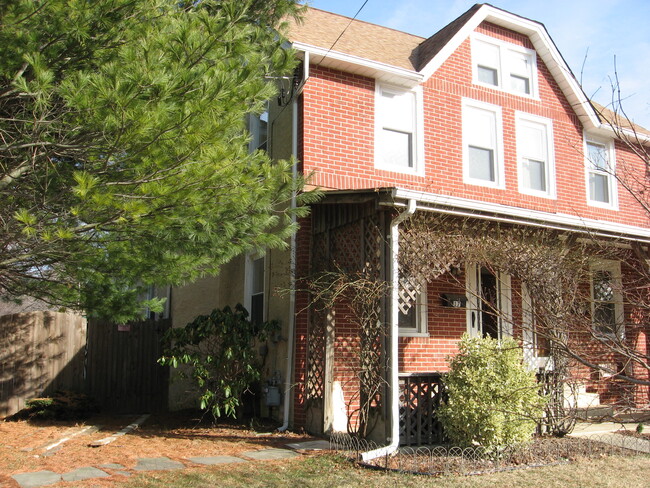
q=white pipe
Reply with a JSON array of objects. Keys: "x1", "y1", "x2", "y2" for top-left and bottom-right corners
[
  {"x1": 278, "y1": 54, "x2": 308, "y2": 431},
  {"x1": 361, "y1": 199, "x2": 416, "y2": 461}
]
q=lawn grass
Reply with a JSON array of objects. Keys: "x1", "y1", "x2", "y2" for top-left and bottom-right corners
[{"x1": 121, "y1": 453, "x2": 650, "y2": 488}]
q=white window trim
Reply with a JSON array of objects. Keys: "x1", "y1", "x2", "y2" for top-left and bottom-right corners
[
  {"x1": 590, "y1": 260, "x2": 624, "y2": 339},
  {"x1": 462, "y1": 98, "x2": 505, "y2": 189},
  {"x1": 244, "y1": 252, "x2": 266, "y2": 323},
  {"x1": 374, "y1": 82, "x2": 425, "y2": 175},
  {"x1": 398, "y1": 283, "x2": 429, "y2": 337},
  {"x1": 471, "y1": 33, "x2": 539, "y2": 99},
  {"x1": 516, "y1": 111, "x2": 556, "y2": 199},
  {"x1": 584, "y1": 133, "x2": 618, "y2": 210}
]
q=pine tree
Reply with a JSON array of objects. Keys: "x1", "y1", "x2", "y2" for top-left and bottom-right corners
[{"x1": 0, "y1": 0, "x2": 312, "y2": 321}]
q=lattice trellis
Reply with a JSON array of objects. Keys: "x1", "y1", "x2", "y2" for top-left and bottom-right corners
[
  {"x1": 399, "y1": 373, "x2": 447, "y2": 446},
  {"x1": 305, "y1": 207, "x2": 388, "y2": 436},
  {"x1": 398, "y1": 277, "x2": 421, "y2": 314},
  {"x1": 305, "y1": 231, "x2": 329, "y2": 405}
]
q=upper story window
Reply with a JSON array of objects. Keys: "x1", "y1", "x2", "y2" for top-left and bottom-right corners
[
  {"x1": 375, "y1": 83, "x2": 423, "y2": 174},
  {"x1": 584, "y1": 135, "x2": 617, "y2": 209},
  {"x1": 516, "y1": 112, "x2": 556, "y2": 198},
  {"x1": 591, "y1": 261, "x2": 623, "y2": 338},
  {"x1": 472, "y1": 34, "x2": 537, "y2": 98},
  {"x1": 462, "y1": 98, "x2": 504, "y2": 188}
]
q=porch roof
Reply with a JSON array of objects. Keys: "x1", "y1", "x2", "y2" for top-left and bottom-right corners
[{"x1": 315, "y1": 188, "x2": 650, "y2": 243}]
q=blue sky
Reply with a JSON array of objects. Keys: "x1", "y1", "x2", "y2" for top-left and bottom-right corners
[{"x1": 305, "y1": 0, "x2": 650, "y2": 128}]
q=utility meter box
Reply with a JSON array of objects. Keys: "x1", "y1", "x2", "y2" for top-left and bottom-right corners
[{"x1": 265, "y1": 385, "x2": 281, "y2": 407}]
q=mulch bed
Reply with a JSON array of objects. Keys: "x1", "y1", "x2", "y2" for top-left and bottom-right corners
[{"x1": 0, "y1": 410, "x2": 315, "y2": 487}]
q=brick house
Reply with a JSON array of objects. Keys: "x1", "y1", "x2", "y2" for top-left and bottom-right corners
[{"x1": 170, "y1": 4, "x2": 650, "y2": 447}]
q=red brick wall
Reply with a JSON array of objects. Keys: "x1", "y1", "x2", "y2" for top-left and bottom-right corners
[{"x1": 300, "y1": 21, "x2": 649, "y2": 229}]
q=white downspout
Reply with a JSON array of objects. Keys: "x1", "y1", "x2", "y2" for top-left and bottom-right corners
[
  {"x1": 278, "y1": 52, "x2": 309, "y2": 431},
  {"x1": 361, "y1": 198, "x2": 416, "y2": 461}
]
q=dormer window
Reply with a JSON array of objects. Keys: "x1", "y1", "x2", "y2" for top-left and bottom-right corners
[{"x1": 472, "y1": 34, "x2": 537, "y2": 97}]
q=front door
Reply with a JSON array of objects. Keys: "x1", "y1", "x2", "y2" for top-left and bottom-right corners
[{"x1": 466, "y1": 264, "x2": 512, "y2": 339}]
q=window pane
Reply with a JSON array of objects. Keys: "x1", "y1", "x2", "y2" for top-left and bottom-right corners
[
  {"x1": 252, "y1": 257, "x2": 264, "y2": 294},
  {"x1": 469, "y1": 146, "x2": 495, "y2": 181},
  {"x1": 587, "y1": 142, "x2": 608, "y2": 170},
  {"x1": 399, "y1": 305, "x2": 417, "y2": 330},
  {"x1": 589, "y1": 172, "x2": 610, "y2": 203},
  {"x1": 251, "y1": 293, "x2": 264, "y2": 326},
  {"x1": 478, "y1": 66, "x2": 498, "y2": 85},
  {"x1": 593, "y1": 270, "x2": 616, "y2": 334},
  {"x1": 594, "y1": 271, "x2": 614, "y2": 301},
  {"x1": 523, "y1": 158, "x2": 546, "y2": 191},
  {"x1": 381, "y1": 89, "x2": 414, "y2": 132},
  {"x1": 475, "y1": 41, "x2": 500, "y2": 79},
  {"x1": 510, "y1": 74, "x2": 530, "y2": 94},
  {"x1": 381, "y1": 128, "x2": 412, "y2": 167}
]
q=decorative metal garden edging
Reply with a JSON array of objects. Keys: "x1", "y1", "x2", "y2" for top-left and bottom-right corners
[{"x1": 329, "y1": 431, "x2": 649, "y2": 477}]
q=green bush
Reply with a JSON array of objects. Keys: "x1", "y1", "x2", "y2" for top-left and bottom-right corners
[
  {"x1": 159, "y1": 304, "x2": 279, "y2": 419},
  {"x1": 438, "y1": 334, "x2": 546, "y2": 449}
]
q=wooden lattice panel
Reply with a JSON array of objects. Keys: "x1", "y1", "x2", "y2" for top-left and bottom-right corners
[
  {"x1": 331, "y1": 221, "x2": 363, "y2": 272},
  {"x1": 399, "y1": 373, "x2": 447, "y2": 446},
  {"x1": 398, "y1": 277, "x2": 420, "y2": 314}
]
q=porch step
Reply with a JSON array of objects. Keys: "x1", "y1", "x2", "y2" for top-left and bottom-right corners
[
  {"x1": 564, "y1": 384, "x2": 600, "y2": 410},
  {"x1": 575, "y1": 405, "x2": 615, "y2": 420}
]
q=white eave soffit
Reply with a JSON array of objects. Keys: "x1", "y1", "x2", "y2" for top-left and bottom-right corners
[{"x1": 292, "y1": 41, "x2": 422, "y2": 88}]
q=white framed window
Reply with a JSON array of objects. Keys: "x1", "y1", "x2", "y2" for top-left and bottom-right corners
[
  {"x1": 584, "y1": 135, "x2": 617, "y2": 209},
  {"x1": 462, "y1": 99, "x2": 504, "y2": 188},
  {"x1": 472, "y1": 34, "x2": 538, "y2": 98},
  {"x1": 375, "y1": 82, "x2": 423, "y2": 174},
  {"x1": 245, "y1": 252, "x2": 266, "y2": 326},
  {"x1": 398, "y1": 283, "x2": 428, "y2": 337},
  {"x1": 590, "y1": 261, "x2": 624, "y2": 338},
  {"x1": 516, "y1": 112, "x2": 556, "y2": 198}
]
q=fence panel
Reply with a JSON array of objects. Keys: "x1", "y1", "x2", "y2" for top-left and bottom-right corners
[
  {"x1": 85, "y1": 319, "x2": 170, "y2": 413},
  {"x1": 0, "y1": 312, "x2": 86, "y2": 417}
]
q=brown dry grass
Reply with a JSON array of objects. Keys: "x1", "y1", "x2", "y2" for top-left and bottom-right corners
[{"x1": 0, "y1": 411, "x2": 315, "y2": 487}]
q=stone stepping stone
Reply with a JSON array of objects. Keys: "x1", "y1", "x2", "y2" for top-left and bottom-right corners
[
  {"x1": 187, "y1": 455, "x2": 247, "y2": 465},
  {"x1": 99, "y1": 463, "x2": 126, "y2": 470},
  {"x1": 286, "y1": 440, "x2": 331, "y2": 451},
  {"x1": 11, "y1": 470, "x2": 61, "y2": 488},
  {"x1": 62, "y1": 467, "x2": 110, "y2": 482},
  {"x1": 241, "y1": 448, "x2": 299, "y2": 461},
  {"x1": 134, "y1": 456, "x2": 185, "y2": 471}
]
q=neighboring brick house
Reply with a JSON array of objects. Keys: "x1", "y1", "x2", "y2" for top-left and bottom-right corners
[{"x1": 170, "y1": 4, "x2": 650, "y2": 446}]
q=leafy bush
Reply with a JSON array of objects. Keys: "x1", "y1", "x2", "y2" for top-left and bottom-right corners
[
  {"x1": 159, "y1": 304, "x2": 279, "y2": 419},
  {"x1": 438, "y1": 334, "x2": 546, "y2": 449}
]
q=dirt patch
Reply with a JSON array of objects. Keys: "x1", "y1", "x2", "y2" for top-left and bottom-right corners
[
  {"x1": 0, "y1": 411, "x2": 316, "y2": 487},
  {"x1": 616, "y1": 429, "x2": 650, "y2": 441}
]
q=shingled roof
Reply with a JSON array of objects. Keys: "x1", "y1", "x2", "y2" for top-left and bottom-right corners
[{"x1": 285, "y1": 7, "x2": 425, "y2": 70}]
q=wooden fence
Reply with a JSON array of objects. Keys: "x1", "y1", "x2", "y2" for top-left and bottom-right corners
[
  {"x1": 1, "y1": 312, "x2": 171, "y2": 417},
  {"x1": 0, "y1": 312, "x2": 86, "y2": 417},
  {"x1": 85, "y1": 318, "x2": 170, "y2": 413}
]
